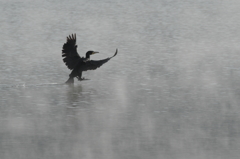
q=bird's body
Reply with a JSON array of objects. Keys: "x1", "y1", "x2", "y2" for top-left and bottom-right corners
[{"x1": 62, "y1": 34, "x2": 117, "y2": 84}]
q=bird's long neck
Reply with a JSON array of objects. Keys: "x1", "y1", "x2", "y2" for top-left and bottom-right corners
[
  {"x1": 85, "y1": 54, "x2": 90, "y2": 59},
  {"x1": 83, "y1": 54, "x2": 90, "y2": 62}
]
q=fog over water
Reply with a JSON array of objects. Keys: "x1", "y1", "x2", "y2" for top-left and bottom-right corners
[{"x1": 1, "y1": 0, "x2": 240, "y2": 159}]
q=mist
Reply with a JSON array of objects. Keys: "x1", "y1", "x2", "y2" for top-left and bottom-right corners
[{"x1": 0, "y1": 0, "x2": 240, "y2": 159}]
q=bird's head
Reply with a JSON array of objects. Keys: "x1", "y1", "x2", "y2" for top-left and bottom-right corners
[{"x1": 85, "y1": 51, "x2": 99, "y2": 58}]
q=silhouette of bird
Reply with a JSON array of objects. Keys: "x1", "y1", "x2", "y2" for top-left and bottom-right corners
[{"x1": 62, "y1": 34, "x2": 117, "y2": 84}]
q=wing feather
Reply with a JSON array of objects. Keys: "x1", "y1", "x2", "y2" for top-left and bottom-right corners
[
  {"x1": 80, "y1": 49, "x2": 118, "y2": 71},
  {"x1": 62, "y1": 34, "x2": 81, "y2": 70}
]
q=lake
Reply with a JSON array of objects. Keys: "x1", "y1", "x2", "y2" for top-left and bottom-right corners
[{"x1": 0, "y1": 0, "x2": 240, "y2": 159}]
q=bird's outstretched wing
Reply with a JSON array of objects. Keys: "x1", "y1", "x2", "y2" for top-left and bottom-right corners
[
  {"x1": 62, "y1": 34, "x2": 81, "y2": 70},
  {"x1": 80, "y1": 49, "x2": 118, "y2": 71}
]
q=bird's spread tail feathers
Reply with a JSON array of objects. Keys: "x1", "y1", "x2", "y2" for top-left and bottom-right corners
[{"x1": 65, "y1": 77, "x2": 74, "y2": 84}]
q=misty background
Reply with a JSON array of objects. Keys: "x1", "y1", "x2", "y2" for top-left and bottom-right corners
[{"x1": 1, "y1": 0, "x2": 240, "y2": 159}]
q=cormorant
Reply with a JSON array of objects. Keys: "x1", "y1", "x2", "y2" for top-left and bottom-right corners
[{"x1": 62, "y1": 34, "x2": 117, "y2": 84}]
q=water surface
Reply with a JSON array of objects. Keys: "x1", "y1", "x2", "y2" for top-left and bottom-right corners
[{"x1": 1, "y1": 0, "x2": 240, "y2": 159}]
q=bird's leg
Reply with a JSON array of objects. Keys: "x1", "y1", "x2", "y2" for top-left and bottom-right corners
[{"x1": 76, "y1": 72, "x2": 87, "y2": 81}]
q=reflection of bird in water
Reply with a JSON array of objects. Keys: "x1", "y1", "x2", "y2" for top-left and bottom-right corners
[{"x1": 62, "y1": 34, "x2": 118, "y2": 84}]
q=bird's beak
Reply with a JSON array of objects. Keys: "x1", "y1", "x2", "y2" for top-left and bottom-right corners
[{"x1": 92, "y1": 51, "x2": 99, "y2": 54}]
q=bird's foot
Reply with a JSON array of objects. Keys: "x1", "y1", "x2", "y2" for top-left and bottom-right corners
[{"x1": 78, "y1": 77, "x2": 90, "y2": 81}]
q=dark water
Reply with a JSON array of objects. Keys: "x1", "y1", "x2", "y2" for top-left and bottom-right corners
[{"x1": 1, "y1": 0, "x2": 240, "y2": 159}]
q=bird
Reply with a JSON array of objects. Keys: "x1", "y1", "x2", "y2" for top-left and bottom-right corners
[{"x1": 62, "y1": 34, "x2": 118, "y2": 84}]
